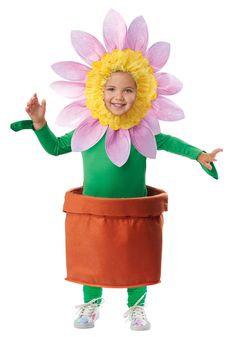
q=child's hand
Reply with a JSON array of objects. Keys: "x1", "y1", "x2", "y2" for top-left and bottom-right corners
[
  {"x1": 197, "y1": 148, "x2": 223, "y2": 170},
  {"x1": 25, "y1": 93, "x2": 46, "y2": 130}
]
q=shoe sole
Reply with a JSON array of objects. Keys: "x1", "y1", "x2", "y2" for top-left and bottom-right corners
[
  {"x1": 131, "y1": 323, "x2": 151, "y2": 331},
  {"x1": 74, "y1": 322, "x2": 95, "y2": 329}
]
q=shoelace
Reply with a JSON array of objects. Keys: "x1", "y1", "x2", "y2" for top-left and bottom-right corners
[
  {"x1": 75, "y1": 297, "x2": 104, "y2": 317},
  {"x1": 123, "y1": 292, "x2": 147, "y2": 322},
  {"x1": 130, "y1": 306, "x2": 147, "y2": 320}
]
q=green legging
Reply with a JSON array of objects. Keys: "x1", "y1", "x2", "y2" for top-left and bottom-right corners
[{"x1": 83, "y1": 285, "x2": 147, "y2": 307}]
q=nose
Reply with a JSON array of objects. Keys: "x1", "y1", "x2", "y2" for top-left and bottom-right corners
[{"x1": 114, "y1": 91, "x2": 124, "y2": 101}]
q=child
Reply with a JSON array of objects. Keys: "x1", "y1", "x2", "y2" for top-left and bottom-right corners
[{"x1": 11, "y1": 10, "x2": 222, "y2": 331}]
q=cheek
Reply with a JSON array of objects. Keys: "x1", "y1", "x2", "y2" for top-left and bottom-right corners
[
  {"x1": 103, "y1": 92, "x2": 111, "y2": 103},
  {"x1": 127, "y1": 95, "x2": 137, "y2": 106},
  {"x1": 103, "y1": 94, "x2": 110, "y2": 109}
]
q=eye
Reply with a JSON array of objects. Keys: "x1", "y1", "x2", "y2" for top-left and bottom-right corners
[
  {"x1": 106, "y1": 87, "x2": 115, "y2": 91},
  {"x1": 125, "y1": 89, "x2": 134, "y2": 93}
]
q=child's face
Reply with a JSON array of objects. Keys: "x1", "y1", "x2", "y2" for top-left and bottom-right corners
[{"x1": 103, "y1": 72, "x2": 137, "y2": 116}]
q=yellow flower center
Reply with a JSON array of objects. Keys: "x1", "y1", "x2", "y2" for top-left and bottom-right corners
[{"x1": 85, "y1": 49, "x2": 158, "y2": 130}]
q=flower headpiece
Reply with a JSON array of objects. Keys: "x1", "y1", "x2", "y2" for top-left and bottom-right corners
[{"x1": 51, "y1": 9, "x2": 184, "y2": 166}]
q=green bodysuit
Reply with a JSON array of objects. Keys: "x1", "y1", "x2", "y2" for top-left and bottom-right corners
[
  {"x1": 10, "y1": 119, "x2": 218, "y2": 307},
  {"x1": 11, "y1": 120, "x2": 218, "y2": 198}
]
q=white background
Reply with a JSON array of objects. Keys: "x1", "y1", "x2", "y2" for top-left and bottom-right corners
[{"x1": 0, "y1": 0, "x2": 234, "y2": 336}]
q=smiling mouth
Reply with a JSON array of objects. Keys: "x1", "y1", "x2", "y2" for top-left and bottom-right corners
[{"x1": 111, "y1": 103, "x2": 126, "y2": 108}]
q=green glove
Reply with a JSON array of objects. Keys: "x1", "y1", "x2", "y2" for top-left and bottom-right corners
[
  {"x1": 198, "y1": 150, "x2": 218, "y2": 179},
  {"x1": 10, "y1": 120, "x2": 34, "y2": 131},
  {"x1": 199, "y1": 161, "x2": 218, "y2": 179}
]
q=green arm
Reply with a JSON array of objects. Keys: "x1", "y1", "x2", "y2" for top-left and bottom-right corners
[
  {"x1": 10, "y1": 121, "x2": 218, "y2": 178},
  {"x1": 155, "y1": 133, "x2": 218, "y2": 179},
  {"x1": 10, "y1": 120, "x2": 73, "y2": 156}
]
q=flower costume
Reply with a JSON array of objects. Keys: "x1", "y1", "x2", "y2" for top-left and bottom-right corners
[
  {"x1": 11, "y1": 9, "x2": 218, "y2": 306},
  {"x1": 51, "y1": 9, "x2": 185, "y2": 167}
]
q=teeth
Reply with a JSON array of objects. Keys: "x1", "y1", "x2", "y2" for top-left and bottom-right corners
[{"x1": 113, "y1": 103, "x2": 124, "y2": 107}]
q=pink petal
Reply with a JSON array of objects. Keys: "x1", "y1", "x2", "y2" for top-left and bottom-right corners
[
  {"x1": 103, "y1": 9, "x2": 127, "y2": 52},
  {"x1": 129, "y1": 120, "x2": 157, "y2": 158},
  {"x1": 50, "y1": 81, "x2": 85, "y2": 98},
  {"x1": 155, "y1": 72, "x2": 183, "y2": 95},
  {"x1": 56, "y1": 102, "x2": 90, "y2": 128},
  {"x1": 105, "y1": 128, "x2": 131, "y2": 167},
  {"x1": 145, "y1": 42, "x2": 170, "y2": 71},
  {"x1": 152, "y1": 96, "x2": 185, "y2": 121},
  {"x1": 126, "y1": 16, "x2": 148, "y2": 53},
  {"x1": 51, "y1": 62, "x2": 90, "y2": 81},
  {"x1": 71, "y1": 30, "x2": 106, "y2": 65},
  {"x1": 71, "y1": 117, "x2": 107, "y2": 152},
  {"x1": 143, "y1": 108, "x2": 161, "y2": 135}
]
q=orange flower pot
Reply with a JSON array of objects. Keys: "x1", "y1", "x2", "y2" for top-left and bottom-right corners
[{"x1": 63, "y1": 186, "x2": 168, "y2": 288}]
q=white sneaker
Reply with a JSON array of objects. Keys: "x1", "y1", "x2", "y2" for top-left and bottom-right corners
[
  {"x1": 123, "y1": 292, "x2": 151, "y2": 331},
  {"x1": 74, "y1": 297, "x2": 104, "y2": 329},
  {"x1": 124, "y1": 305, "x2": 151, "y2": 331}
]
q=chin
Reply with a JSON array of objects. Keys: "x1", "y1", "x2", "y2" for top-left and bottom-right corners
[{"x1": 111, "y1": 111, "x2": 127, "y2": 116}]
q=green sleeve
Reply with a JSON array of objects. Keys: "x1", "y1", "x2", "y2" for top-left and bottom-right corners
[
  {"x1": 155, "y1": 133, "x2": 218, "y2": 179},
  {"x1": 10, "y1": 120, "x2": 74, "y2": 156}
]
